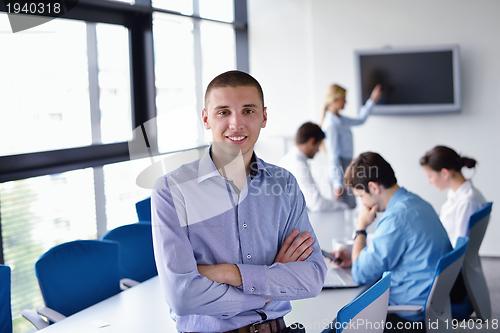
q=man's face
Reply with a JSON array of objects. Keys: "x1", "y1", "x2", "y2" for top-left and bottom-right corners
[
  {"x1": 353, "y1": 187, "x2": 381, "y2": 211},
  {"x1": 202, "y1": 86, "x2": 267, "y2": 159},
  {"x1": 306, "y1": 139, "x2": 322, "y2": 159}
]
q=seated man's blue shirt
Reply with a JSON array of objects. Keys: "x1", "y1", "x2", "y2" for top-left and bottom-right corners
[
  {"x1": 352, "y1": 187, "x2": 452, "y2": 322},
  {"x1": 152, "y1": 149, "x2": 327, "y2": 332}
]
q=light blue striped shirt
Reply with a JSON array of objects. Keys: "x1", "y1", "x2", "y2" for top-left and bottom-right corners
[
  {"x1": 352, "y1": 188, "x2": 452, "y2": 321},
  {"x1": 152, "y1": 148, "x2": 326, "y2": 332},
  {"x1": 321, "y1": 99, "x2": 375, "y2": 189}
]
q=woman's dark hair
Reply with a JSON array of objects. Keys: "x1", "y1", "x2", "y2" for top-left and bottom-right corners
[
  {"x1": 295, "y1": 122, "x2": 325, "y2": 145},
  {"x1": 420, "y1": 145, "x2": 477, "y2": 172},
  {"x1": 344, "y1": 152, "x2": 397, "y2": 193}
]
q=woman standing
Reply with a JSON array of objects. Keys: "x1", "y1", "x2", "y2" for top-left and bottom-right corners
[
  {"x1": 420, "y1": 145, "x2": 487, "y2": 247},
  {"x1": 321, "y1": 84, "x2": 382, "y2": 208}
]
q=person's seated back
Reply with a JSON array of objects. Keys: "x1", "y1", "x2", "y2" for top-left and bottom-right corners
[
  {"x1": 332, "y1": 152, "x2": 452, "y2": 328},
  {"x1": 279, "y1": 122, "x2": 348, "y2": 212}
]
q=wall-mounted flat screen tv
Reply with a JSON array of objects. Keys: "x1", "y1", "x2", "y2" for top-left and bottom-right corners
[{"x1": 355, "y1": 45, "x2": 461, "y2": 115}]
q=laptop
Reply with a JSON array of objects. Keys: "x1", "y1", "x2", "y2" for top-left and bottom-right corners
[{"x1": 323, "y1": 260, "x2": 360, "y2": 289}]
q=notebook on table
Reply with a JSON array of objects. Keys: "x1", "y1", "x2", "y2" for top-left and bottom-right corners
[{"x1": 323, "y1": 261, "x2": 360, "y2": 289}]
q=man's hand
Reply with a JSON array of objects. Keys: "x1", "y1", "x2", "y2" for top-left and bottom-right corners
[
  {"x1": 331, "y1": 247, "x2": 352, "y2": 268},
  {"x1": 197, "y1": 264, "x2": 242, "y2": 287},
  {"x1": 351, "y1": 205, "x2": 377, "y2": 263},
  {"x1": 274, "y1": 229, "x2": 314, "y2": 264},
  {"x1": 357, "y1": 204, "x2": 378, "y2": 230}
]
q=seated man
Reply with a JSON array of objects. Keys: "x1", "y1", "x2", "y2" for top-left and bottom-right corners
[
  {"x1": 333, "y1": 152, "x2": 452, "y2": 332},
  {"x1": 152, "y1": 70, "x2": 327, "y2": 333},
  {"x1": 279, "y1": 122, "x2": 348, "y2": 212}
]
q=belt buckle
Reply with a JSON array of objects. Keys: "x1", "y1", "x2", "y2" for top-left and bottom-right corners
[{"x1": 250, "y1": 320, "x2": 264, "y2": 333}]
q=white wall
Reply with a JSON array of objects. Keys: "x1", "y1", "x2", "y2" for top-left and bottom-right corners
[{"x1": 248, "y1": 0, "x2": 500, "y2": 256}]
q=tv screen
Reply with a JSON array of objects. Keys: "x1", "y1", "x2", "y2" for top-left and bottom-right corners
[{"x1": 355, "y1": 45, "x2": 461, "y2": 115}]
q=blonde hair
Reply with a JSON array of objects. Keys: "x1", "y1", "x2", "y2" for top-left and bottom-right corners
[{"x1": 320, "y1": 84, "x2": 346, "y2": 125}]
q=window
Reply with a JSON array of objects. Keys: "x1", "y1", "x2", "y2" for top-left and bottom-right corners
[
  {"x1": 104, "y1": 158, "x2": 152, "y2": 231},
  {"x1": 152, "y1": 0, "x2": 193, "y2": 15},
  {"x1": 0, "y1": 17, "x2": 91, "y2": 156},
  {"x1": 199, "y1": 0, "x2": 234, "y2": 22},
  {"x1": 96, "y1": 23, "x2": 133, "y2": 144},
  {"x1": 0, "y1": 2, "x2": 247, "y2": 332},
  {"x1": 0, "y1": 17, "x2": 132, "y2": 156},
  {"x1": 200, "y1": 20, "x2": 237, "y2": 91},
  {"x1": 0, "y1": 169, "x2": 97, "y2": 330},
  {"x1": 153, "y1": 13, "x2": 202, "y2": 153}
]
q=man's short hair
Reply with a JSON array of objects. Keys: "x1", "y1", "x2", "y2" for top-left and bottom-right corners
[
  {"x1": 344, "y1": 152, "x2": 397, "y2": 193},
  {"x1": 204, "y1": 70, "x2": 264, "y2": 109},
  {"x1": 295, "y1": 122, "x2": 325, "y2": 145}
]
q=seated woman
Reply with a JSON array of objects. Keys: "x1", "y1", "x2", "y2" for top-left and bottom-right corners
[
  {"x1": 421, "y1": 145, "x2": 488, "y2": 319},
  {"x1": 420, "y1": 145, "x2": 487, "y2": 248}
]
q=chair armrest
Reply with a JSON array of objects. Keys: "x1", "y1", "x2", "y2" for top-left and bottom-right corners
[
  {"x1": 120, "y1": 278, "x2": 140, "y2": 290},
  {"x1": 36, "y1": 306, "x2": 67, "y2": 322},
  {"x1": 21, "y1": 309, "x2": 50, "y2": 330},
  {"x1": 387, "y1": 305, "x2": 423, "y2": 313}
]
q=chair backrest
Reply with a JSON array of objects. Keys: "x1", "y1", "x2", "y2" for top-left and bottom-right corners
[
  {"x1": 135, "y1": 197, "x2": 152, "y2": 222},
  {"x1": 424, "y1": 237, "x2": 469, "y2": 330},
  {"x1": 466, "y1": 202, "x2": 492, "y2": 258},
  {"x1": 0, "y1": 264, "x2": 13, "y2": 333},
  {"x1": 101, "y1": 222, "x2": 158, "y2": 282},
  {"x1": 463, "y1": 202, "x2": 493, "y2": 320},
  {"x1": 35, "y1": 240, "x2": 122, "y2": 317},
  {"x1": 335, "y1": 272, "x2": 391, "y2": 333}
]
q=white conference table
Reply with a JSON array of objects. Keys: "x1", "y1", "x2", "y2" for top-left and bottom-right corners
[
  {"x1": 38, "y1": 276, "x2": 176, "y2": 333},
  {"x1": 308, "y1": 209, "x2": 357, "y2": 251},
  {"x1": 39, "y1": 210, "x2": 366, "y2": 333}
]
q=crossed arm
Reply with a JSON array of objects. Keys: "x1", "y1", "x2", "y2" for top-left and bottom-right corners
[{"x1": 197, "y1": 228, "x2": 315, "y2": 287}]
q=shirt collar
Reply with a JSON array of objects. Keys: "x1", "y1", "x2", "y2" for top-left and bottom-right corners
[
  {"x1": 447, "y1": 180, "x2": 473, "y2": 201},
  {"x1": 325, "y1": 111, "x2": 342, "y2": 125},
  {"x1": 385, "y1": 187, "x2": 407, "y2": 211},
  {"x1": 197, "y1": 148, "x2": 220, "y2": 183},
  {"x1": 292, "y1": 146, "x2": 308, "y2": 162},
  {"x1": 197, "y1": 146, "x2": 269, "y2": 183}
]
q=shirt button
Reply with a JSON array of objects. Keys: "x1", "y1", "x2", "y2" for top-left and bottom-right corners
[
  {"x1": 247, "y1": 254, "x2": 251, "y2": 260},
  {"x1": 251, "y1": 287, "x2": 255, "y2": 292},
  {"x1": 243, "y1": 223, "x2": 247, "y2": 228}
]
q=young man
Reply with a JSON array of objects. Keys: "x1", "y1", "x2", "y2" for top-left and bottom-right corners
[
  {"x1": 152, "y1": 71, "x2": 326, "y2": 333},
  {"x1": 332, "y1": 152, "x2": 452, "y2": 331},
  {"x1": 279, "y1": 122, "x2": 348, "y2": 212}
]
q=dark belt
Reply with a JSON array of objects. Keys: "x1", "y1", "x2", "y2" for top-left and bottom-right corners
[{"x1": 226, "y1": 317, "x2": 286, "y2": 333}]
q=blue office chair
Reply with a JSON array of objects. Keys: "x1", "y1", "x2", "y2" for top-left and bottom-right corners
[
  {"x1": 101, "y1": 222, "x2": 158, "y2": 283},
  {"x1": 459, "y1": 202, "x2": 493, "y2": 320},
  {"x1": 322, "y1": 271, "x2": 391, "y2": 333},
  {"x1": 388, "y1": 237, "x2": 469, "y2": 333},
  {"x1": 0, "y1": 264, "x2": 13, "y2": 333},
  {"x1": 22, "y1": 240, "x2": 123, "y2": 329},
  {"x1": 135, "y1": 197, "x2": 152, "y2": 222},
  {"x1": 337, "y1": 271, "x2": 391, "y2": 333}
]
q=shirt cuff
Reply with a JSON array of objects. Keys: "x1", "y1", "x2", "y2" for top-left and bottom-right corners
[{"x1": 236, "y1": 264, "x2": 267, "y2": 295}]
